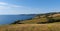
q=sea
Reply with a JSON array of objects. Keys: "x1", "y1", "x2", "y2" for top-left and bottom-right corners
[{"x1": 0, "y1": 14, "x2": 36, "y2": 25}]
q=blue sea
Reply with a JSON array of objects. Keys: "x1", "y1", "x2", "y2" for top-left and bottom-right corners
[{"x1": 0, "y1": 14, "x2": 36, "y2": 25}]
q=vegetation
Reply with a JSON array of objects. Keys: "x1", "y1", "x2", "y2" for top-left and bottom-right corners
[
  {"x1": 11, "y1": 20, "x2": 24, "y2": 24},
  {"x1": 1, "y1": 12, "x2": 60, "y2": 31},
  {"x1": 0, "y1": 24, "x2": 60, "y2": 31},
  {"x1": 12, "y1": 12, "x2": 60, "y2": 24}
]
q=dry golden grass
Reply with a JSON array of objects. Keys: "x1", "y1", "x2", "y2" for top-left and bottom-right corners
[
  {"x1": 20, "y1": 17, "x2": 48, "y2": 24},
  {"x1": 1, "y1": 13, "x2": 60, "y2": 31},
  {"x1": 0, "y1": 24, "x2": 60, "y2": 31},
  {"x1": 52, "y1": 14, "x2": 60, "y2": 17}
]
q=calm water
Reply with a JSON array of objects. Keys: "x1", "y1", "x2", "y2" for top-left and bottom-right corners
[{"x1": 0, "y1": 14, "x2": 36, "y2": 25}]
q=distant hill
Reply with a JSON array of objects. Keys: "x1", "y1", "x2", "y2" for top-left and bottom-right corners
[{"x1": 12, "y1": 12, "x2": 60, "y2": 24}]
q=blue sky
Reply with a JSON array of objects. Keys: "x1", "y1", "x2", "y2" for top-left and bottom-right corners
[{"x1": 0, "y1": 0, "x2": 60, "y2": 14}]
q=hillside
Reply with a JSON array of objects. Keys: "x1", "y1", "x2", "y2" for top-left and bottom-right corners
[
  {"x1": 0, "y1": 24, "x2": 60, "y2": 31},
  {"x1": 0, "y1": 12, "x2": 60, "y2": 31},
  {"x1": 12, "y1": 12, "x2": 60, "y2": 24}
]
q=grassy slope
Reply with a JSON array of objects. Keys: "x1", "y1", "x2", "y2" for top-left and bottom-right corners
[
  {"x1": 1, "y1": 12, "x2": 60, "y2": 31},
  {"x1": 19, "y1": 13, "x2": 60, "y2": 24},
  {"x1": 20, "y1": 17, "x2": 48, "y2": 24},
  {"x1": 0, "y1": 24, "x2": 60, "y2": 31}
]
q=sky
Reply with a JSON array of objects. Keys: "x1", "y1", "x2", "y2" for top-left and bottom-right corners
[{"x1": 0, "y1": 0, "x2": 60, "y2": 15}]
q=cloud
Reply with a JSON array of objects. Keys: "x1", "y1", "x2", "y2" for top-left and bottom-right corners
[
  {"x1": 0, "y1": 2, "x2": 26, "y2": 15},
  {"x1": 0, "y1": 2, "x2": 23, "y2": 10},
  {"x1": 12, "y1": 5, "x2": 22, "y2": 7},
  {"x1": 0, "y1": 2, "x2": 8, "y2": 5},
  {"x1": 0, "y1": 2, "x2": 58, "y2": 14},
  {"x1": 0, "y1": 2, "x2": 54, "y2": 14}
]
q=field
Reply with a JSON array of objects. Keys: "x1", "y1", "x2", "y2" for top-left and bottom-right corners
[{"x1": 0, "y1": 24, "x2": 60, "y2": 31}]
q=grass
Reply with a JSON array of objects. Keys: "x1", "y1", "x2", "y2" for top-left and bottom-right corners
[
  {"x1": 1, "y1": 12, "x2": 60, "y2": 31},
  {"x1": 20, "y1": 17, "x2": 48, "y2": 24},
  {"x1": 0, "y1": 24, "x2": 60, "y2": 31}
]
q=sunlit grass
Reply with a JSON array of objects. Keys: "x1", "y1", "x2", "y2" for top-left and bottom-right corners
[{"x1": 0, "y1": 24, "x2": 60, "y2": 31}]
